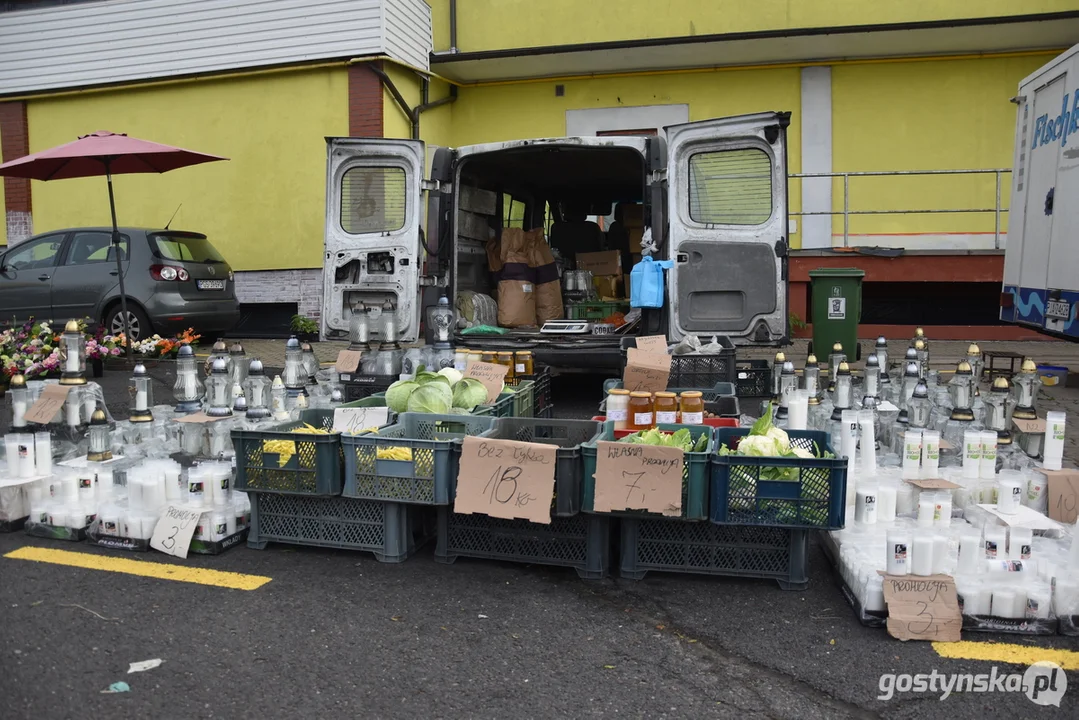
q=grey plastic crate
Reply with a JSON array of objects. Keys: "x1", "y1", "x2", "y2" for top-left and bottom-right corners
[
  {"x1": 342, "y1": 413, "x2": 497, "y2": 504},
  {"x1": 247, "y1": 493, "x2": 432, "y2": 563},
  {"x1": 451, "y1": 417, "x2": 602, "y2": 517},
  {"x1": 231, "y1": 409, "x2": 343, "y2": 496},
  {"x1": 434, "y1": 508, "x2": 610, "y2": 579},
  {"x1": 619, "y1": 518, "x2": 809, "y2": 590}
]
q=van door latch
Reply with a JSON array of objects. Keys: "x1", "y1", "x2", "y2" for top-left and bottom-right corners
[
  {"x1": 676, "y1": 253, "x2": 689, "y2": 263},
  {"x1": 421, "y1": 179, "x2": 451, "y2": 193},
  {"x1": 647, "y1": 169, "x2": 667, "y2": 186}
]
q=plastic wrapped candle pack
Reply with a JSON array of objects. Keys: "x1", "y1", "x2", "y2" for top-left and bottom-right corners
[
  {"x1": 840, "y1": 410, "x2": 858, "y2": 496},
  {"x1": 996, "y1": 472, "x2": 1023, "y2": 515},
  {"x1": 980, "y1": 431, "x2": 998, "y2": 479},
  {"x1": 911, "y1": 535, "x2": 935, "y2": 576},
  {"x1": 3, "y1": 435, "x2": 19, "y2": 477},
  {"x1": 957, "y1": 530, "x2": 983, "y2": 574},
  {"x1": 933, "y1": 491, "x2": 952, "y2": 528},
  {"x1": 895, "y1": 481, "x2": 915, "y2": 515},
  {"x1": 34, "y1": 432, "x2": 51, "y2": 476},
  {"x1": 855, "y1": 486, "x2": 878, "y2": 525},
  {"x1": 963, "y1": 430, "x2": 981, "y2": 479},
  {"x1": 886, "y1": 529, "x2": 910, "y2": 575},
  {"x1": 1025, "y1": 470, "x2": 1048, "y2": 513},
  {"x1": 1043, "y1": 411, "x2": 1066, "y2": 471},
  {"x1": 877, "y1": 480, "x2": 898, "y2": 523},
  {"x1": 921, "y1": 430, "x2": 940, "y2": 478},
  {"x1": 859, "y1": 411, "x2": 877, "y2": 476},
  {"x1": 984, "y1": 526, "x2": 1006, "y2": 560}
]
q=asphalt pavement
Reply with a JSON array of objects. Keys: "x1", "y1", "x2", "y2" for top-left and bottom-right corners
[{"x1": 0, "y1": 359, "x2": 1078, "y2": 718}]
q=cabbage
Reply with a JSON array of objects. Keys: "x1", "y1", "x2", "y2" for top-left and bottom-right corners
[
  {"x1": 437, "y1": 367, "x2": 464, "y2": 385},
  {"x1": 407, "y1": 382, "x2": 453, "y2": 414},
  {"x1": 414, "y1": 371, "x2": 442, "y2": 384},
  {"x1": 385, "y1": 380, "x2": 419, "y2": 413},
  {"x1": 452, "y1": 377, "x2": 489, "y2": 411}
]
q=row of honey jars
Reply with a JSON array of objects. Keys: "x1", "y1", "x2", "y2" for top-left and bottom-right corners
[{"x1": 606, "y1": 389, "x2": 704, "y2": 430}]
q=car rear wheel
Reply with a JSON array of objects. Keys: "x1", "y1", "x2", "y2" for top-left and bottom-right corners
[{"x1": 105, "y1": 304, "x2": 152, "y2": 343}]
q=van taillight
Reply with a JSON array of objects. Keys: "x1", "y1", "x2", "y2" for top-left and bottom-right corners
[
  {"x1": 150, "y1": 265, "x2": 189, "y2": 281},
  {"x1": 1000, "y1": 292, "x2": 1014, "y2": 308}
]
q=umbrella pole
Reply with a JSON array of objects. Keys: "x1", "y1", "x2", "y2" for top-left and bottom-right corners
[{"x1": 105, "y1": 166, "x2": 134, "y2": 361}]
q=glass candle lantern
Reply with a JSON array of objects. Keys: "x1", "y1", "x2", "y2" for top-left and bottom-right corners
[
  {"x1": 348, "y1": 303, "x2": 371, "y2": 351},
  {"x1": 9, "y1": 373, "x2": 28, "y2": 429},
  {"x1": 64, "y1": 386, "x2": 83, "y2": 427},
  {"x1": 129, "y1": 363, "x2": 154, "y2": 423},
  {"x1": 803, "y1": 355, "x2": 821, "y2": 405},
  {"x1": 205, "y1": 339, "x2": 231, "y2": 377},
  {"x1": 229, "y1": 342, "x2": 247, "y2": 388},
  {"x1": 903, "y1": 346, "x2": 921, "y2": 381},
  {"x1": 911, "y1": 327, "x2": 928, "y2": 352},
  {"x1": 86, "y1": 409, "x2": 112, "y2": 462},
  {"x1": 875, "y1": 336, "x2": 890, "y2": 384},
  {"x1": 244, "y1": 359, "x2": 272, "y2": 420},
  {"x1": 777, "y1": 361, "x2": 797, "y2": 419},
  {"x1": 232, "y1": 391, "x2": 248, "y2": 416},
  {"x1": 301, "y1": 342, "x2": 319, "y2": 386},
  {"x1": 205, "y1": 358, "x2": 233, "y2": 417},
  {"x1": 173, "y1": 344, "x2": 204, "y2": 413},
  {"x1": 949, "y1": 360, "x2": 976, "y2": 421},
  {"x1": 985, "y1": 376, "x2": 1012, "y2": 445},
  {"x1": 830, "y1": 362, "x2": 852, "y2": 421},
  {"x1": 329, "y1": 388, "x2": 343, "y2": 407},
  {"x1": 282, "y1": 337, "x2": 307, "y2": 398},
  {"x1": 1011, "y1": 357, "x2": 1040, "y2": 420},
  {"x1": 427, "y1": 293, "x2": 456, "y2": 349},
  {"x1": 179, "y1": 421, "x2": 206, "y2": 456},
  {"x1": 771, "y1": 352, "x2": 786, "y2": 398},
  {"x1": 965, "y1": 344, "x2": 983, "y2": 384},
  {"x1": 828, "y1": 343, "x2": 846, "y2": 392},
  {"x1": 59, "y1": 319, "x2": 87, "y2": 386},
  {"x1": 913, "y1": 338, "x2": 929, "y2": 374},
  {"x1": 908, "y1": 380, "x2": 931, "y2": 429},
  {"x1": 898, "y1": 361, "x2": 921, "y2": 423},
  {"x1": 380, "y1": 299, "x2": 400, "y2": 348},
  {"x1": 862, "y1": 354, "x2": 881, "y2": 408},
  {"x1": 271, "y1": 375, "x2": 290, "y2": 421}
]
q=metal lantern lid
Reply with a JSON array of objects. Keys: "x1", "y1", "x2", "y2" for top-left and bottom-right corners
[
  {"x1": 966, "y1": 343, "x2": 981, "y2": 355},
  {"x1": 212, "y1": 338, "x2": 227, "y2": 352},
  {"x1": 90, "y1": 408, "x2": 107, "y2": 425},
  {"x1": 774, "y1": 351, "x2": 785, "y2": 363},
  {"x1": 781, "y1": 361, "x2": 795, "y2": 375},
  {"x1": 805, "y1": 354, "x2": 817, "y2": 366},
  {"x1": 956, "y1": 360, "x2": 973, "y2": 375},
  {"x1": 285, "y1": 336, "x2": 300, "y2": 351},
  {"x1": 832, "y1": 342, "x2": 843, "y2": 353},
  {"x1": 912, "y1": 380, "x2": 929, "y2": 399},
  {"x1": 301, "y1": 341, "x2": 313, "y2": 353},
  {"x1": 233, "y1": 394, "x2": 248, "y2": 412},
  {"x1": 992, "y1": 376, "x2": 1010, "y2": 393},
  {"x1": 230, "y1": 342, "x2": 245, "y2": 356},
  {"x1": 10, "y1": 374, "x2": 25, "y2": 389},
  {"x1": 64, "y1": 319, "x2": 80, "y2": 333},
  {"x1": 904, "y1": 347, "x2": 918, "y2": 361},
  {"x1": 211, "y1": 358, "x2": 228, "y2": 374},
  {"x1": 913, "y1": 339, "x2": 925, "y2": 351},
  {"x1": 875, "y1": 335, "x2": 887, "y2": 348},
  {"x1": 837, "y1": 361, "x2": 851, "y2": 375},
  {"x1": 177, "y1": 344, "x2": 195, "y2": 359},
  {"x1": 915, "y1": 327, "x2": 925, "y2": 338},
  {"x1": 1021, "y1": 358, "x2": 1037, "y2": 374},
  {"x1": 866, "y1": 354, "x2": 879, "y2": 368},
  {"x1": 133, "y1": 363, "x2": 147, "y2": 377},
  {"x1": 330, "y1": 388, "x2": 343, "y2": 403},
  {"x1": 248, "y1": 358, "x2": 265, "y2": 376},
  {"x1": 904, "y1": 361, "x2": 920, "y2": 377}
]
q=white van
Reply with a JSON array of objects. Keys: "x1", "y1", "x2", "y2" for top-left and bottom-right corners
[
  {"x1": 1001, "y1": 44, "x2": 1079, "y2": 340},
  {"x1": 322, "y1": 112, "x2": 791, "y2": 369}
]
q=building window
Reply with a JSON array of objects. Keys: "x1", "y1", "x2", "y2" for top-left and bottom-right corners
[
  {"x1": 688, "y1": 148, "x2": 772, "y2": 225},
  {"x1": 340, "y1": 166, "x2": 406, "y2": 234}
]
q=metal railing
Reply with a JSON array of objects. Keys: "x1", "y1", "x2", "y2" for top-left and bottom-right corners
[{"x1": 789, "y1": 168, "x2": 1012, "y2": 249}]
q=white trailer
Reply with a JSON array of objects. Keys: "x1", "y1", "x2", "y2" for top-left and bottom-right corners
[{"x1": 1002, "y1": 43, "x2": 1079, "y2": 340}]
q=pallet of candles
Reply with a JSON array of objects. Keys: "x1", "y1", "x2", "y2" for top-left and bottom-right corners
[{"x1": 1, "y1": 430, "x2": 58, "y2": 533}]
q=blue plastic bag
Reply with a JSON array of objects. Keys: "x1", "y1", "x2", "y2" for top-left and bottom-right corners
[{"x1": 630, "y1": 256, "x2": 673, "y2": 308}]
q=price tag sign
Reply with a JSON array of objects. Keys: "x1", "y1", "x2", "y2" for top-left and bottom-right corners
[
  {"x1": 333, "y1": 406, "x2": 390, "y2": 434},
  {"x1": 149, "y1": 505, "x2": 203, "y2": 559},
  {"x1": 335, "y1": 350, "x2": 362, "y2": 373},
  {"x1": 905, "y1": 478, "x2": 961, "y2": 490},
  {"x1": 622, "y1": 348, "x2": 671, "y2": 393},
  {"x1": 1043, "y1": 469, "x2": 1079, "y2": 524},
  {"x1": 635, "y1": 335, "x2": 668, "y2": 353},
  {"x1": 454, "y1": 436, "x2": 556, "y2": 524},
  {"x1": 23, "y1": 384, "x2": 72, "y2": 425},
  {"x1": 465, "y1": 361, "x2": 509, "y2": 403},
  {"x1": 880, "y1": 574, "x2": 962, "y2": 642},
  {"x1": 593, "y1": 440, "x2": 683, "y2": 516},
  {"x1": 1013, "y1": 418, "x2": 1047, "y2": 434}
]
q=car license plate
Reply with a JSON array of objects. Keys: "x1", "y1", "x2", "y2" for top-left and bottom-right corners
[
  {"x1": 197, "y1": 279, "x2": 225, "y2": 290},
  {"x1": 1046, "y1": 299, "x2": 1070, "y2": 319}
]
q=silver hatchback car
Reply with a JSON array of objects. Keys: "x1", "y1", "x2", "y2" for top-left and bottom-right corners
[{"x1": 0, "y1": 227, "x2": 240, "y2": 341}]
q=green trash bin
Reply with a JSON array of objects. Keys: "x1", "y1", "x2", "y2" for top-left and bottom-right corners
[{"x1": 808, "y1": 268, "x2": 865, "y2": 361}]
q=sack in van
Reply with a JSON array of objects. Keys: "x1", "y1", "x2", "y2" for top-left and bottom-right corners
[
  {"x1": 527, "y1": 229, "x2": 563, "y2": 324},
  {"x1": 499, "y1": 227, "x2": 532, "y2": 265},
  {"x1": 497, "y1": 280, "x2": 536, "y2": 328}
]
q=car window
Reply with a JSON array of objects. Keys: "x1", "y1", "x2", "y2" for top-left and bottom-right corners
[
  {"x1": 65, "y1": 231, "x2": 130, "y2": 266},
  {"x1": 149, "y1": 233, "x2": 225, "y2": 263},
  {"x1": 688, "y1": 148, "x2": 773, "y2": 225},
  {"x1": 3, "y1": 235, "x2": 64, "y2": 270}
]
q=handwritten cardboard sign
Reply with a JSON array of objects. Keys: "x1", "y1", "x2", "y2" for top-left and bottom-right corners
[
  {"x1": 174, "y1": 411, "x2": 227, "y2": 424},
  {"x1": 1043, "y1": 469, "x2": 1079, "y2": 524},
  {"x1": 23, "y1": 384, "x2": 72, "y2": 425},
  {"x1": 149, "y1": 505, "x2": 203, "y2": 559},
  {"x1": 622, "y1": 348, "x2": 671, "y2": 393},
  {"x1": 465, "y1": 361, "x2": 509, "y2": 403},
  {"x1": 975, "y1": 503, "x2": 1063, "y2": 531},
  {"x1": 454, "y1": 436, "x2": 556, "y2": 524},
  {"x1": 1013, "y1": 418, "x2": 1047, "y2": 434},
  {"x1": 905, "y1": 478, "x2": 961, "y2": 490},
  {"x1": 593, "y1": 440, "x2": 683, "y2": 516},
  {"x1": 880, "y1": 574, "x2": 961, "y2": 642},
  {"x1": 333, "y1": 406, "x2": 390, "y2": 434},
  {"x1": 635, "y1": 335, "x2": 668, "y2": 353},
  {"x1": 335, "y1": 350, "x2": 362, "y2": 373}
]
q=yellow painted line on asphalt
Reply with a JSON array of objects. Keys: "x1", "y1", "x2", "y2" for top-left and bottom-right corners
[
  {"x1": 4, "y1": 546, "x2": 271, "y2": 591},
  {"x1": 933, "y1": 642, "x2": 1079, "y2": 671}
]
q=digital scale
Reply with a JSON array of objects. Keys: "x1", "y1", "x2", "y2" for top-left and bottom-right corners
[{"x1": 540, "y1": 320, "x2": 592, "y2": 334}]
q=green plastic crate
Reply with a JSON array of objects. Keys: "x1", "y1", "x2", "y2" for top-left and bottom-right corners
[
  {"x1": 581, "y1": 421, "x2": 714, "y2": 521},
  {"x1": 231, "y1": 409, "x2": 344, "y2": 496},
  {"x1": 511, "y1": 380, "x2": 534, "y2": 417},
  {"x1": 567, "y1": 301, "x2": 629, "y2": 321}
]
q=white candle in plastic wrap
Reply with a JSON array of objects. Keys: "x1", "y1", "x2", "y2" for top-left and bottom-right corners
[
  {"x1": 1054, "y1": 579, "x2": 1079, "y2": 616},
  {"x1": 840, "y1": 409, "x2": 858, "y2": 479},
  {"x1": 48, "y1": 509, "x2": 68, "y2": 527},
  {"x1": 984, "y1": 527, "x2": 1006, "y2": 559},
  {"x1": 855, "y1": 487, "x2": 878, "y2": 524},
  {"x1": 1044, "y1": 411, "x2": 1066, "y2": 471},
  {"x1": 188, "y1": 473, "x2": 206, "y2": 507},
  {"x1": 17, "y1": 436, "x2": 35, "y2": 478},
  {"x1": 991, "y1": 589, "x2": 1018, "y2": 618},
  {"x1": 234, "y1": 497, "x2": 247, "y2": 530},
  {"x1": 966, "y1": 586, "x2": 992, "y2": 616},
  {"x1": 4, "y1": 435, "x2": 19, "y2": 477},
  {"x1": 902, "y1": 430, "x2": 922, "y2": 479},
  {"x1": 859, "y1": 411, "x2": 877, "y2": 476},
  {"x1": 962, "y1": 431, "x2": 981, "y2": 479},
  {"x1": 212, "y1": 512, "x2": 228, "y2": 541},
  {"x1": 957, "y1": 531, "x2": 983, "y2": 574},
  {"x1": 128, "y1": 476, "x2": 144, "y2": 511},
  {"x1": 140, "y1": 515, "x2": 158, "y2": 540},
  {"x1": 1069, "y1": 521, "x2": 1079, "y2": 570},
  {"x1": 1025, "y1": 471, "x2": 1048, "y2": 512},
  {"x1": 787, "y1": 390, "x2": 808, "y2": 430},
  {"x1": 996, "y1": 478, "x2": 1023, "y2": 515},
  {"x1": 12, "y1": 398, "x2": 26, "y2": 427},
  {"x1": 76, "y1": 473, "x2": 95, "y2": 503},
  {"x1": 921, "y1": 430, "x2": 940, "y2": 478},
  {"x1": 164, "y1": 468, "x2": 180, "y2": 501},
  {"x1": 143, "y1": 477, "x2": 165, "y2": 511},
  {"x1": 213, "y1": 468, "x2": 230, "y2": 506},
  {"x1": 932, "y1": 535, "x2": 951, "y2": 575},
  {"x1": 34, "y1": 432, "x2": 51, "y2": 476},
  {"x1": 934, "y1": 495, "x2": 952, "y2": 528},
  {"x1": 194, "y1": 513, "x2": 209, "y2": 540},
  {"x1": 987, "y1": 559, "x2": 1029, "y2": 573},
  {"x1": 1026, "y1": 585, "x2": 1051, "y2": 619},
  {"x1": 29, "y1": 504, "x2": 48, "y2": 526},
  {"x1": 911, "y1": 535, "x2": 935, "y2": 576},
  {"x1": 980, "y1": 431, "x2": 998, "y2": 479},
  {"x1": 916, "y1": 499, "x2": 935, "y2": 527},
  {"x1": 895, "y1": 481, "x2": 915, "y2": 515},
  {"x1": 226, "y1": 512, "x2": 237, "y2": 536},
  {"x1": 864, "y1": 576, "x2": 886, "y2": 613},
  {"x1": 877, "y1": 483, "x2": 897, "y2": 523},
  {"x1": 100, "y1": 511, "x2": 119, "y2": 536},
  {"x1": 70, "y1": 506, "x2": 92, "y2": 529},
  {"x1": 65, "y1": 398, "x2": 80, "y2": 427},
  {"x1": 886, "y1": 530, "x2": 910, "y2": 575},
  {"x1": 955, "y1": 580, "x2": 976, "y2": 615},
  {"x1": 121, "y1": 512, "x2": 137, "y2": 539}
]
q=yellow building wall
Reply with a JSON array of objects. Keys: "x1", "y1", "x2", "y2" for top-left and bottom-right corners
[
  {"x1": 26, "y1": 66, "x2": 348, "y2": 271},
  {"x1": 427, "y1": 0, "x2": 1075, "y2": 53},
  {"x1": 381, "y1": 63, "x2": 454, "y2": 150},
  {"x1": 832, "y1": 54, "x2": 1048, "y2": 239}
]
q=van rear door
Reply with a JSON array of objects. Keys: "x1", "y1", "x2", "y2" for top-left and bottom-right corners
[
  {"x1": 665, "y1": 112, "x2": 790, "y2": 345},
  {"x1": 323, "y1": 138, "x2": 426, "y2": 343}
]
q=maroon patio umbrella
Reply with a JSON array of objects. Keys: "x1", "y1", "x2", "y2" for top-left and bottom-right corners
[{"x1": 0, "y1": 131, "x2": 228, "y2": 358}]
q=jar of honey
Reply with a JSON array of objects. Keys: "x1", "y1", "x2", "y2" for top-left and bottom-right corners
[
  {"x1": 679, "y1": 391, "x2": 705, "y2": 425},
  {"x1": 514, "y1": 350, "x2": 534, "y2": 377},
  {"x1": 628, "y1": 392, "x2": 654, "y2": 430},
  {"x1": 606, "y1": 388, "x2": 631, "y2": 430},
  {"x1": 481, "y1": 351, "x2": 498, "y2": 365},
  {"x1": 497, "y1": 351, "x2": 516, "y2": 381},
  {"x1": 467, "y1": 350, "x2": 483, "y2": 365},
  {"x1": 653, "y1": 392, "x2": 678, "y2": 425}
]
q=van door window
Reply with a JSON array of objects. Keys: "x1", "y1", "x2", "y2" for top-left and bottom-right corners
[
  {"x1": 340, "y1": 166, "x2": 407, "y2": 234},
  {"x1": 688, "y1": 148, "x2": 773, "y2": 225}
]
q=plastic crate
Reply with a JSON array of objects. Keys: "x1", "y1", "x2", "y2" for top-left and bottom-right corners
[
  {"x1": 248, "y1": 493, "x2": 432, "y2": 562},
  {"x1": 619, "y1": 518, "x2": 809, "y2": 589},
  {"x1": 568, "y1": 301, "x2": 630, "y2": 321},
  {"x1": 735, "y1": 360, "x2": 771, "y2": 398},
  {"x1": 580, "y1": 422, "x2": 714, "y2": 520},
  {"x1": 599, "y1": 380, "x2": 737, "y2": 414},
  {"x1": 618, "y1": 336, "x2": 735, "y2": 387},
  {"x1": 710, "y1": 428, "x2": 847, "y2": 530},
  {"x1": 342, "y1": 413, "x2": 497, "y2": 504},
  {"x1": 451, "y1": 417, "x2": 602, "y2": 517},
  {"x1": 231, "y1": 409, "x2": 344, "y2": 496},
  {"x1": 531, "y1": 366, "x2": 552, "y2": 416},
  {"x1": 474, "y1": 390, "x2": 516, "y2": 418},
  {"x1": 342, "y1": 374, "x2": 397, "y2": 402},
  {"x1": 434, "y1": 507, "x2": 610, "y2": 579}
]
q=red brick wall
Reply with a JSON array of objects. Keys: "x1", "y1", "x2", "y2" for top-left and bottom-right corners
[
  {"x1": 0, "y1": 101, "x2": 32, "y2": 238},
  {"x1": 348, "y1": 63, "x2": 384, "y2": 138}
]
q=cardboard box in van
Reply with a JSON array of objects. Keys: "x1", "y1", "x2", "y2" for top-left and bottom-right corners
[
  {"x1": 459, "y1": 210, "x2": 492, "y2": 241},
  {"x1": 460, "y1": 185, "x2": 498, "y2": 215},
  {"x1": 621, "y1": 204, "x2": 644, "y2": 228},
  {"x1": 576, "y1": 250, "x2": 621, "y2": 276}
]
